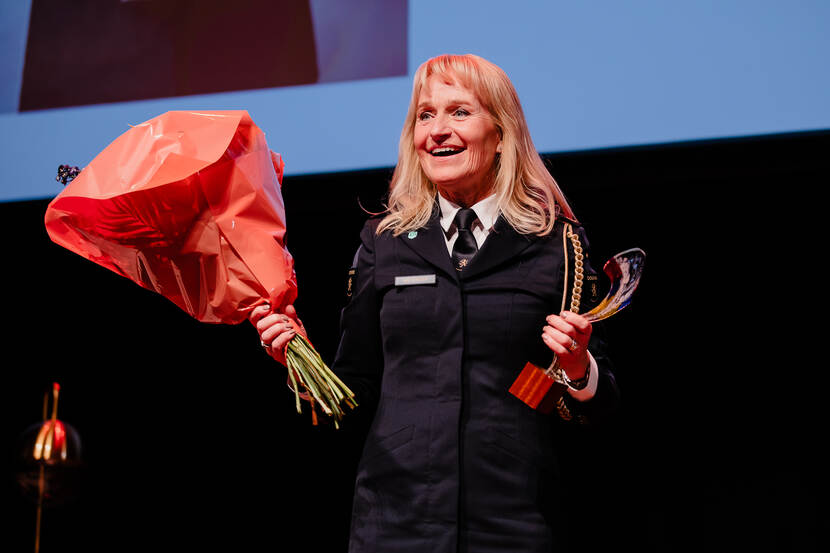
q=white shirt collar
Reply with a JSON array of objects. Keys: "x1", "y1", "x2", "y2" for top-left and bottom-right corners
[{"x1": 438, "y1": 193, "x2": 500, "y2": 234}]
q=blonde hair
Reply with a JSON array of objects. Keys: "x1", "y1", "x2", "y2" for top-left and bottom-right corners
[{"x1": 377, "y1": 54, "x2": 576, "y2": 236}]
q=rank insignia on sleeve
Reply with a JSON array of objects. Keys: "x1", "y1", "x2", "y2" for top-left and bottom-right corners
[
  {"x1": 346, "y1": 267, "x2": 356, "y2": 297},
  {"x1": 586, "y1": 274, "x2": 599, "y2": 304}
]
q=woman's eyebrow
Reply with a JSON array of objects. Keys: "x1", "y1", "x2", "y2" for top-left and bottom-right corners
[{"x1": 418, "y1": 98, "x2": 474, "y2": 110}]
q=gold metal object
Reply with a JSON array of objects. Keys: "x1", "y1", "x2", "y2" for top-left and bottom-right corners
[{"x1": 552, "y1": 224, "x2": 646, "y2": 421}]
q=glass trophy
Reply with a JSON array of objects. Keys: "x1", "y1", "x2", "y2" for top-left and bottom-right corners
[
  {"x1": 510, "y1": 248, "x2": 646, "y2": 411},
  {"x1": 582, "y1": 248, "x2": 646, "y2": 322}
]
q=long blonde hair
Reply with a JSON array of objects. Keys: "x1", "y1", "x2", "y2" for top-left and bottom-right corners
[{"x1": 377, "y1": 54, "x2": 576, "y2": 236}]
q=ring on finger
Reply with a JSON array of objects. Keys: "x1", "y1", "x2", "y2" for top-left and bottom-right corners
[
  {"x1": 261, "y1": 340, "x2": 271, "y2": 350},
  {"x1": 568, "y1": 338, "x2": 579, "y2": 352}
]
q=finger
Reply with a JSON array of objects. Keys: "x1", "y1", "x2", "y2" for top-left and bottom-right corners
[
  {"x1": 542, "y1": 325, "x2": 577, "y2": 347},
  {"x1": 542, "y1": 330, "x2": 569, "y2": 355},
  {"x1": 262, "y1": 321, "x2": 295, "y2": 344},
  {"x1": 249, "y1": 303, "x2": 271, "y2": 324},
  {"x1": 256, "y1": 313, "x2": 280, "y2": 333},
  {"x1": 257, "y1": 313, "x2": 290, "y2": 336},
  {"x1": 543, "y1": 325, "x2": 587, "y2": 356},
  {"x1": 271, "y1": 328, "x2": 297, "y2": 352},
  {"x1": 545, "y1": 315, "x2": 578, "y2": 339},
  {"x1": 545, "y1": 313, "x2": 591, "y2": 342},
  {"x1": 284, "y1": 304, "x2": 305, "y2": 332},
  {"x1": 560, "y1": 311, "x2": 592, "y2": 335}
]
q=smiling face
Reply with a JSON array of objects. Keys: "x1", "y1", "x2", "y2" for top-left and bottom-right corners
[{"x1": 414, "y1": 74, "x2": 502, "y2": 206}]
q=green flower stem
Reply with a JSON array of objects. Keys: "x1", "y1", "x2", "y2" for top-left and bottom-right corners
[
  {"x1": 283, "y1": 334, "x2": 357, "y2": 427},
  {"x1": 297, "y1": 343, "x2": 344, "y2": 402},
  {"x1": 295, "y1": 337, "x2": 356, "y2": 407},
  {"x1": 286, "y1": 360, "x2": 302, "y2": 413}
]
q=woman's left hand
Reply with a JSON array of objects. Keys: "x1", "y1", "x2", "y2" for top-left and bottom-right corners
[{"x1": 542, "y1": 311, "x2": 592, "y2": 380}]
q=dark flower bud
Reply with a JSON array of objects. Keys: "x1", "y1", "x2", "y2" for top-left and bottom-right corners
[{"x1": 56, "y1": 164, "x2": 81, "y2": 185}]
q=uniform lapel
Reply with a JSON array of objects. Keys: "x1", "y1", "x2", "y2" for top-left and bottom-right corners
[
  {"x1": 460, "y1": 215, "x2": 537, "y2": 281},
  {"x1": 398, "y1": 205, "x2": 457, "y2": 279},
  {"x1": 397, "y1": 205, "x2": 540, "y2": 281}
]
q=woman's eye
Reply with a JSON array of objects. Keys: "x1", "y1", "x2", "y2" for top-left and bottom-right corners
[
  {"x1": 453, "y1": 108, "x2": 470, "y2": 117},
  {"x1": 417, "y1": 111, "x2": 433, "y2": 121}
]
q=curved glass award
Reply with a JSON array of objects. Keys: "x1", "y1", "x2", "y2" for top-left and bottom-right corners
[
  {"x1": 510, "y1": 247, "x2": 646, "y2": 412},
  {"x1": 583, "y1": 248, "x2": 646, "y2": 323}
]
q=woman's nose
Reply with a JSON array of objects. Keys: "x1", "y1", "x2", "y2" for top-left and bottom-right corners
[{"x1": 429, "y1": 114, "x2": 452, "y2": 142}]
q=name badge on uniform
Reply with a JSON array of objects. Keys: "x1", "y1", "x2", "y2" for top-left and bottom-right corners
[{"x1": 394, "y1": 274, "x2": 436, "y2": 286}]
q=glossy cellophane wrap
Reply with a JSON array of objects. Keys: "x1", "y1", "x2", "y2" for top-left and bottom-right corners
[{"x1": 44, "y1": 110, "x2": 297, "y2": 324}]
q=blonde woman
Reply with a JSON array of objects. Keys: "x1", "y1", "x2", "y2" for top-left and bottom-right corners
[{"x1": 251, "y1": 54, "x2": 619, "y2": 552}]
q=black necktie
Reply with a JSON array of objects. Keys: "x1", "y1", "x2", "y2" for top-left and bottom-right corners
[{"x1": 452, "y1": 208, "x2": 478, "y2": 271}]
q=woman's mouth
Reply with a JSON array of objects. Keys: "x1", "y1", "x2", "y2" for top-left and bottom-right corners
[{"x1": 431, "y1": 147, "x2": 465, "y2": 157}]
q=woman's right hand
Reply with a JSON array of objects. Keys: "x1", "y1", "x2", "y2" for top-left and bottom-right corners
[{"x1": 249, "y1": 303, "x2": 306, "y2": 366}]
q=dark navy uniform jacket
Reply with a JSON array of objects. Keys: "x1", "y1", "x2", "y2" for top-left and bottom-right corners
[{"x1": 333, "y1": 206, "x2": 619, "y2": 553}]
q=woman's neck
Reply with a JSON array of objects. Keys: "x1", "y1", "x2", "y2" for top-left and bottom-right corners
[{"x1": 437, "y1": 184, "x2": 494, "y2": 208}]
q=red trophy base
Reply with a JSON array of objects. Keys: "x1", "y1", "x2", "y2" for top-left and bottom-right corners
[{"x1": 509, "y1": 362, "x2": 568, "y2": 415}]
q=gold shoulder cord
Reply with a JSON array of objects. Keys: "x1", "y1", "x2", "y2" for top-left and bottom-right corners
[{"x1": 554, "y1": 223, "x2": 585, "y2": 422}]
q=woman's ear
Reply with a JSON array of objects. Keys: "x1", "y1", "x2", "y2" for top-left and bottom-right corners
[{"x1": 496, "y1": 140, "x2": 503, "y2": 154}]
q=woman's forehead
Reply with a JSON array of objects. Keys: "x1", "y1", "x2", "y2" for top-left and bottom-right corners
[
  {"x1": 418, "y1": 73, "x2": 479, "y2": 102},
  {"x1": 422, "y1": 66, "x2": 469, "y2": 89}
]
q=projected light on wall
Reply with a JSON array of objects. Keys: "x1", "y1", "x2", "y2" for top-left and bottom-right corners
[
  {"x1": 0, "y1": 0, "x2": 828, "y2": 203},
  {"x1": 16, "y1": 0, "x2": 407, "y2": 111}
]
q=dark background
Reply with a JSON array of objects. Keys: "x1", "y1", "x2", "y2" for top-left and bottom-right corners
[{"x1": 2, "y1": 130, "x2": 827, "y2": 552}]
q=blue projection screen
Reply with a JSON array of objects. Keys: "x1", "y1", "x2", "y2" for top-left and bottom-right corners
[{"x1": 1, "y1": 0, "x2": 828, "y2": 202}]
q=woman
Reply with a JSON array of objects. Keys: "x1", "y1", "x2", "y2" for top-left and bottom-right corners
[{"x1": 251, "y1": 54, "x2": 619, "y2": 553}]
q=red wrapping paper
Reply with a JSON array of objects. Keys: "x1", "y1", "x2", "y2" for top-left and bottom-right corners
[{"x1": 45, "y1": 110, "x2": 296, "y2": 324}]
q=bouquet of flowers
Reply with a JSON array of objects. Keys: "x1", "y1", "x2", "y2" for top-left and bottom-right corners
[{"x1": 44, "y1": 110, "x2": 356, "y2": 426}]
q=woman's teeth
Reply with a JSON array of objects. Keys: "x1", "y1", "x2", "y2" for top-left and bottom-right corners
[{"x1": 432, "y1": 147, "x2": 463, "y2": 157}]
